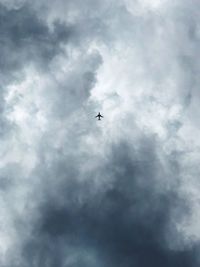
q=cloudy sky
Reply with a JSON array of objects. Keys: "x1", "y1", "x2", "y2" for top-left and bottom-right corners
[{"x1": 0, "y1": 0, "x2": 200, "y2": 266}]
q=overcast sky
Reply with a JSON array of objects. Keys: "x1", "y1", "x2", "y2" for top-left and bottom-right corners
[{"x1": 0, "y1": 0, "x2": 200, "y2": 266}]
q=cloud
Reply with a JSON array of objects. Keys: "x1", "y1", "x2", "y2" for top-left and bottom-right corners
[
  {"x1": 0, "y1": 2, "x2": 75, "y2": 138},
  {"x1": 0, "y1": 0, "x2": 200, "y2": 266},
  {"x1": 0, "y1": 3, "x2": 77, "y2": 73},
  {"x1": 16, "y1": 140, "x2": 195, "y2": 267}
]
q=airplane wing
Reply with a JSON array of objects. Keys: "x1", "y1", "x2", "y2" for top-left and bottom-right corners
[
  {"x1": 95, "y1": 115, "x2": 99, "y2": 118},
  {"x1": 100, "y1": 115, "x2": 103, "y2": 117}
]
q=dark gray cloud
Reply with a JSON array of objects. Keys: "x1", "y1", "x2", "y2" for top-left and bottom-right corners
[
  {"x1": 0, "y1": 0, "x2": 200, "y2": 267},
  {"x1": 0, "y1": 2, "x2": 74, "y2": 137},
  {"x1": 17, "y1": 141, "x2": 196, "y2": 267},
  {"x1": 0, "y1": 3, "x2": 73, "y2": 73}
]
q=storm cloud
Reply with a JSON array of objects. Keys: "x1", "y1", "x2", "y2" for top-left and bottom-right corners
[{"x1": 0, "y1": 0, "x2": 200, "y2": 266}]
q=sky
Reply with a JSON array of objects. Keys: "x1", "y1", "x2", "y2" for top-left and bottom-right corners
[{"x1": 0, "y1": 0, "x2": 200, "y2": 266}]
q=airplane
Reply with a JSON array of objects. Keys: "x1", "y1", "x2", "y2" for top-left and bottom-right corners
[{"x1": 95, "y1": 112, "x2": 103, "y2": 120}]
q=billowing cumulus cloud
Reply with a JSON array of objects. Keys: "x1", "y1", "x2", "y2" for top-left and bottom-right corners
[{"x1": 0, "y1": 0, "x2": 200, "y2": 266}]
